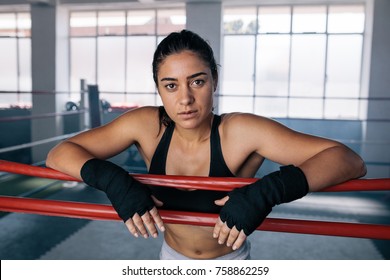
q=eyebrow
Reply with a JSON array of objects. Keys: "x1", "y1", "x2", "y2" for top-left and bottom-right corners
[{"x1": 160, "y1": 72, "x2": 208, "y2": 82}]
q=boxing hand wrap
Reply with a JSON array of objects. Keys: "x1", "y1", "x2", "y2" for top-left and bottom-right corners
[
  {"x1": 80, "y1": 158, "x2": 155, "y2": 222},
  {"x1": 219, "y1": 165, "x2": 309, "y2": 236}
]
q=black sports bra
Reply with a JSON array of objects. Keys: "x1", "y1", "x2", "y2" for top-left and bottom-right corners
[{"x1": 148, "y1": 114, "x2": 235, "y2": 213}]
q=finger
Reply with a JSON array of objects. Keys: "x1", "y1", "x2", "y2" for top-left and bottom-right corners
[
  {"x1": 214, "y1": 196, "x2": 229, "y2": 206},
  {"x1": 151, "y1": 195, "x2": 164, "y2": 207},
  {"x1": 226, "y1": 226, "x2": 240, "y2": 248},
  {"x1": 141, "y1": 211, "x2": 159, "y2": 238},
  {"x1": 217, "y1": 221, "x2": 232, "y2": 245},
  {"x1": 213, "y1": 217, "x2": 225, "y2": 239},
  {"x1": 149, "y1": 207, "x2": 165, "y2": 233},
  {"x1": 232, "y1": 230, "x2": 247, "y2": 251},
  {"x1": 132, "y1": 213, "x2": 149, "y2": 238},
  {"x1": 124, "y1": 218, "x2": 139, "y2": 238}
]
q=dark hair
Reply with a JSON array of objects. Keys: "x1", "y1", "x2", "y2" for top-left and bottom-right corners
[
  {"x1": 153, "y1": 30, "x2": 219, "y2": 129},
  {"x1": 152, "y1": 29, "x2": 218, "y2": 86}
]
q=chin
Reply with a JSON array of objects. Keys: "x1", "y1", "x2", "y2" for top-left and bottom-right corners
[{"x1": 177, "y1": 119, "x2": 200, "y2": 129}]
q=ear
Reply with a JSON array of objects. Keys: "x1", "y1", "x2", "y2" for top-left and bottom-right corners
[{"x1": 213, "y1": 73, "x2": 218, "y2": 92}]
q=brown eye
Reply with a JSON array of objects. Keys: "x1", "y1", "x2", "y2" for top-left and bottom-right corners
[
  {"x1": 165, "y1": 83, "x2": 176, "y2": 90},
  {"x1": 191, "y1": 79, "x2": 205, "y2": 87}
]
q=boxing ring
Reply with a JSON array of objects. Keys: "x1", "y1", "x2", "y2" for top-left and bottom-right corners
[
  {"x1": 0, "y1": 159, "x2": 389, "y2": 240},
  {"x1": 1, "y1": 87, "x2": 389, "y2": 242}
]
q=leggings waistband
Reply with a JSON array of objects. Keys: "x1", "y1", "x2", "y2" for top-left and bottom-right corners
[{"x1": 159, "y1": 239, "x2": 251, "y2": 260}]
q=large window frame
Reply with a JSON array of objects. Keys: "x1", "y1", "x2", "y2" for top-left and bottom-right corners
[
  {"x1": 69, "y1": 8, "x2": 186, "y2": 107},
  {"x1": 0, "y1": 11, "x2": 31, "y2": 108},
  {"x1": 221, "y1": 4, "x2": 365, "y2": 120}
]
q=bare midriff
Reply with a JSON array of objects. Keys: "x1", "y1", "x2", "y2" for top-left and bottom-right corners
[{"x1": 164, "y1": 223, "x2": 234, "y2": 259}]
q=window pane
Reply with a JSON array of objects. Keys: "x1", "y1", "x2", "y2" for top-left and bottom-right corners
[
  {"x1": 70, "y1": 38, "x2": 96, "y2": 93},
  {"x1": 98, "y1": 11, "x2": 125, "y2": 36},
  {"x1": 290, "y1": 34, "x2": 326, "y2": 97},
  {"x1": 127, "y1": 10, "x2": 155, "y2": 35},
  {"x1": 98, "y1": 37, "x2": 126, "y2": 97},
  {"x1": 126, "y1": 36, "x2": 156, "y2": 93},
  {"x1": 258, "y1": 7, "x2": 291, "y2": 33},
  {"x1": 0, "y1": 38, "x2": 17, "y2": 91},
  {"x1": 223, "y1": 7, "x2": 257, "y2": 34},
  {"x1": 18, "y1": 38, "x2": 32, "y2": 95},
  {"x1": 219, "y1": 96, "x2": 253, "y2": 114},
  {"x1": 0, "y1": 13, "x2": 16, "y2": 37},
  {"x1": 70, "y1": 12, "x2": 97, "y2": 37},
  {"x1": 326, "y1": 35, "x2": 362, "y2": 98},
  {"x1": 255, "y1": 97, "x2": 288, "y2": 117},
  {"x1": 289, "y1": 98, "x2": 323, "y2": 118},
  {"x1": 292, "y1": 6, "x2": 326, "y2": 33},
  {"x1": 221, "y1": 35, "x2": 255, "y2": 95},
  {"x1": 324, "y1": 99, "x2": 359, "y2": 119},
  {"x1": 256, "y1": 35, "x2": 290, "y2": 96},
  {"x1": 157, "y1": 9, "x2": 185, "y2": 35},
  {"x1": 17, "y1": 13, "x2": 31, "y2": 37},
  {"x1": 328, "y1": 5, "x2": 365, "y2": 33}
]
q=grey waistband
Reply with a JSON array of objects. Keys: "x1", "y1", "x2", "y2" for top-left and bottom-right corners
[{"x1": 159, "y1": 239, "x2": 251, "y2": 260}]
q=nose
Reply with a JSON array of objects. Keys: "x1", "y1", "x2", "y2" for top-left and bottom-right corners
[{"x1": 179, "y1": 86, "x2": 194, "y2": 106}]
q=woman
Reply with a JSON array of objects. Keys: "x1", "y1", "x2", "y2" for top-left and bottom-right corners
[{"x1": 46, "y1": 30, "x2": 366, "y2": 260}]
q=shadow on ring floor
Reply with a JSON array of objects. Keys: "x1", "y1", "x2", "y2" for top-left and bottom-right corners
[{"x1": 0, "y1": 179, "x2": 389, "y2": 260}]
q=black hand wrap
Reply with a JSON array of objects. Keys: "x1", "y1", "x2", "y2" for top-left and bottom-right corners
[
  {"x1": 219, "y1": 165, "x2": 309, "y2": 236},
  {"x1": 80, "y1": 158, "x2": 155, "y2": 222}
]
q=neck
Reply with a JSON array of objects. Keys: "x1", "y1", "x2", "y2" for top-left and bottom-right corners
[{"x1": 174, "y1": 113, "x2": 214, "y2": 143}]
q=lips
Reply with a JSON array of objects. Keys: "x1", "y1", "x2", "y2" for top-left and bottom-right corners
[
  {"x1": 178, "y1": 110, "x2": 198, "y2": 119},
  {"x1": 179, "y1": 110, "x2": 197, "y2": 115}
]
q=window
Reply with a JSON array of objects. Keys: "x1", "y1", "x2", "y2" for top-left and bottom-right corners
[
  {"x1": 0, "y1": 12, "x2": 31, "y2": 108},
  {"x1": 70, "y1": 8, "x2": 186, "y2": 107},
  {"x1": 221, "y1": 5, "x2": 365, "y2": 120}
]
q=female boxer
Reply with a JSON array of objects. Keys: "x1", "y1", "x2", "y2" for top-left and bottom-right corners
[{"x1": 46, "y1": 30, "x2": 366, "y2": 260}]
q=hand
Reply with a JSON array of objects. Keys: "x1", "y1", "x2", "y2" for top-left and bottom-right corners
[
  {"x1": 213, "y1": 196, "x2": 247, "y2": 250},
  {"x1": 125, "y1": 195, "x2": 165, "y2": 238},
  {"x1": 80, "y1": 158, "x2": 167, "y2": 237},
  {"x1": 213, "y1": 165, "x2": 309, "y2": 250}
]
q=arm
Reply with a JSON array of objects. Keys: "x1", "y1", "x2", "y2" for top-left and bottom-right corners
[
  {"x1": 224, "y1": 113, "x2": 366, "y2": 190},
  {"x1": 46, "y1": 107, "x2": 165, "y2": 238},
  {"x1": 298, "y1": 144, "x2": 366, "y2": 192},
  {"x1": 214, "y1": 113, "x2": 366, "y2": 249},
  {"x1": 46, "y1": 108, "x2": 143, "y2": 178}
]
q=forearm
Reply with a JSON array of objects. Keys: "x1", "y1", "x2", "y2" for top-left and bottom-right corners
[
  {"x1": 298, "y1": 145, "x2": 366, "y2": 192},
  {"x1": 46, "y1": 141, "x2": 95, "y2": 180}
]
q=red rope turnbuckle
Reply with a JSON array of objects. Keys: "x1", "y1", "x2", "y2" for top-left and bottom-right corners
[{"x1": 0, "y1": 159, "x2": 389, "y2": 240}]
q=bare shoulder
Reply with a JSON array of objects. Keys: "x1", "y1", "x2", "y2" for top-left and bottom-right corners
[
  {"x1": 219, "y1": 112, "x2": 299, "y2": 154},
  {"x1": 88, "y1": 106, "x2": 162, "y2": 145},
  {"x1": 113, "y1": 106, "x2": 160, "y2": 132},
  {"x1": 118, "y1": 106, "x2": 160, "y2": 122},
  {"x1": 220, "y1": 112, "x2": 284, "y2": 133},
  {"x1": 220, "y1": 112, "x2": 341, "y2": 166}
]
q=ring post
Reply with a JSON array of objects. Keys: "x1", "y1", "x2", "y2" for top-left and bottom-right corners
[
  {"x1": 87, "y1": 85, "x2": 101, "y2": 128},
  {"x1": 79, "y1": 79, "x2": 89, "y2": 130}
]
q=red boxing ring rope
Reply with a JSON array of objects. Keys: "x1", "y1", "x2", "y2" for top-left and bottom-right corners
[
  {"x1": 0, "y1": 159, "x2": 390, "y2": 240},
  {"x1": 0, "y1": 196, "x2": 389, "y2": 240},
  {"x1": 1, "y1": 159, "x2": 389, "y2": 192}
]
